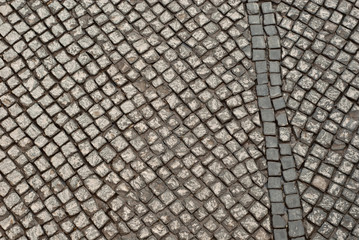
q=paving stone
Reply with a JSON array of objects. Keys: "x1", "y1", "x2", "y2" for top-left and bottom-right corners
[
  {"x1": 253, "y1": 49, "x2": 266, "y2": 61},
  {"x1": 4, "y1": 0, "x2": 359, "y2": 238},
  {"x1": 272, "y1": 202, "x2": 285, "y2": 215},
  {"x1": 270, "y1": 74, "x2": 282, "y2": 86},
  {"x1": 252, "y1": 36, "x2": 266, "y2": 49},
  {"x1": 270, "y1": 189, "x2": 284, "y2": 203},
  {"x1": 286, "y1": 194, "x2": 301, "y2": 208},
  {"x1": 288, "y1": 208, "x2": 303, "y2": 221},
  {"x1": 267, "y1": 148, "x2": 280, "y2": 161},
  {"x1": 263, "y1": 122, "x2": 276, "y2": 135},
  {"x1": 0, "y1": 1, "x2": 278, "y2": 239},
  {"x1": 262, "y1": 2, "x2": 274, "y2": 14},
  {"x1": 249, "y1": 15, "x2": 261, "y2": 25},
  {"x1": 284, "y1": 182, "x2": 298, "y2": 195},
  {"x1": 264, "y1": 25, "x2": 278, "y2": 35},
  {"x1": 260, "y1": 109, "x2": 275, "y2": 122},
  {"x1": 273, "y1": 215, "x2": 286, "y2": 228},
  {"x1": 288, "y1": 220, "x2": 305, "y2": 237},
  {"x1": 268, "y1": 162, "x2": 281, "y2": 176},
  {"x1": 274, "y1": 229, "x2": 288, "y2": 240},
  {"x1": 258, "y1": 96, "x2": 273, "y2": 109},
  {"x1": 277, "y1": 0, "x2": 359, "y2": 237},
  {"x1": 257, "y1": 73, "x2": 268, "y2": 84},
  {"x1": 283, "y1": 168, "x2": 298, "y2": 182},
  {"x1": 247, "y1": 3, "x2": 259, "y2": 14},
  {"x1": 250, "y1": 25, "x2": 264, "y2": 36},
  {"x1": 264, "y1": 14, "x2": 276, "y2": 25},
  {"x1": 272, "y1": 97, "x2": 286, "y2": 110},
  {"x1": 269, "y1": 49, "x2": 281, "y2": 60},
  {"x1": 280, "y1": 144, "x2": 292, "y2": 155},
  {"x1": 268, "y1": 177, "x2": 281, "y2": 189},
  {"x1": 281, "y1": 156, "x2": 295, "y2": 169},
  {"x1": 256, "y1": 84, "x2": 269, "y2": 97}
]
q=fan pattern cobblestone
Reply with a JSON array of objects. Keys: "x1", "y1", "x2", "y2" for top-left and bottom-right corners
[
  {"x1": 278, "y1": 0, "x2": 359, "y2": 239},
  {"x1": 0, "y1": 0, "x2": 272, "y2": 239},
  {"x1": 0, "y1": 0, "x2": 359, "y2": 239}
]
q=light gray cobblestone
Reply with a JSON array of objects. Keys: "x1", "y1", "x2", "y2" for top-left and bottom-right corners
[
  {"x1": 278, "y1": 0, "x2": 359, "y2": 238},
  {"x1": 0, "y1": 0, "x2": 356, "y2": 239},
  {"x1": 0, "y1": 0, "x2": 272, "y2": 239}
]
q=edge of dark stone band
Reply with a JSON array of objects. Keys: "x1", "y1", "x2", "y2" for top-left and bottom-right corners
[{"x1": 244, "y1": 1, "x2": 305, "y2": 239}]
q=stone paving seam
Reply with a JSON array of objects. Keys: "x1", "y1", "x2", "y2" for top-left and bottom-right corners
[{"x1": 246, "y1": 1, "x2": 305, "y2": 239}]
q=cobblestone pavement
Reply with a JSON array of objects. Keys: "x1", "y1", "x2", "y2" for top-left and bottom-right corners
[
  {"x1": 278, "y1": 0, "x2": 359, "y2": 239},
  {"x1": 0, "y1": 0, "x2": 358, "y2": 239}
]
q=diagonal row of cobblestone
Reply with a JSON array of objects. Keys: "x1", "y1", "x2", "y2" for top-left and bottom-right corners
[
  {"x1": 0, "y1": 0, "x2": 273, "y2": 239},
  {"x1": 277, "y1": 0, "x2": 359, "y2": 239},
  {"x1": 3, "y1": 0, "x2": 359, "y2": 239}
]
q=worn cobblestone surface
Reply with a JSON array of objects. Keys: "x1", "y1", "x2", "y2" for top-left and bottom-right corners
[
  {"x1": 0, "y1": 0, "x2": 271, "y2": 239},
  {"x1": 278, "y1": 0, "x2": 359, "y2": 239},
  {"x1": 0, "y1": 0, "x2": 359, "y2": 239}
]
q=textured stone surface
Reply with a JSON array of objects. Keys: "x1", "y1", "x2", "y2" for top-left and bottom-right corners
[
  {"x1": 278, "y1": 0, "x2": 359, "y2": 238},
  {"x1": 1, "y1": 0, "x2": 358, "y2": 239},
  {"x1": 0, "y1": 0, "x2": 271, "y2": 239}
]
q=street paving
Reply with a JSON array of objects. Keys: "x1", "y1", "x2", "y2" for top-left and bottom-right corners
[{"x1": 0, "y1": 0, "x2": 358, "y2": 239}]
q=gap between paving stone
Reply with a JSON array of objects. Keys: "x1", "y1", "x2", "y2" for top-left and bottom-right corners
[{"x1": 245, "y1": 0, "x2": 305, "y2": 239}]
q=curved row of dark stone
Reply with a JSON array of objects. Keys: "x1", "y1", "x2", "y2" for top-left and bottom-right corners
[{"x1": 245, "y1": 1, "x2": 305, "y2": 239}]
